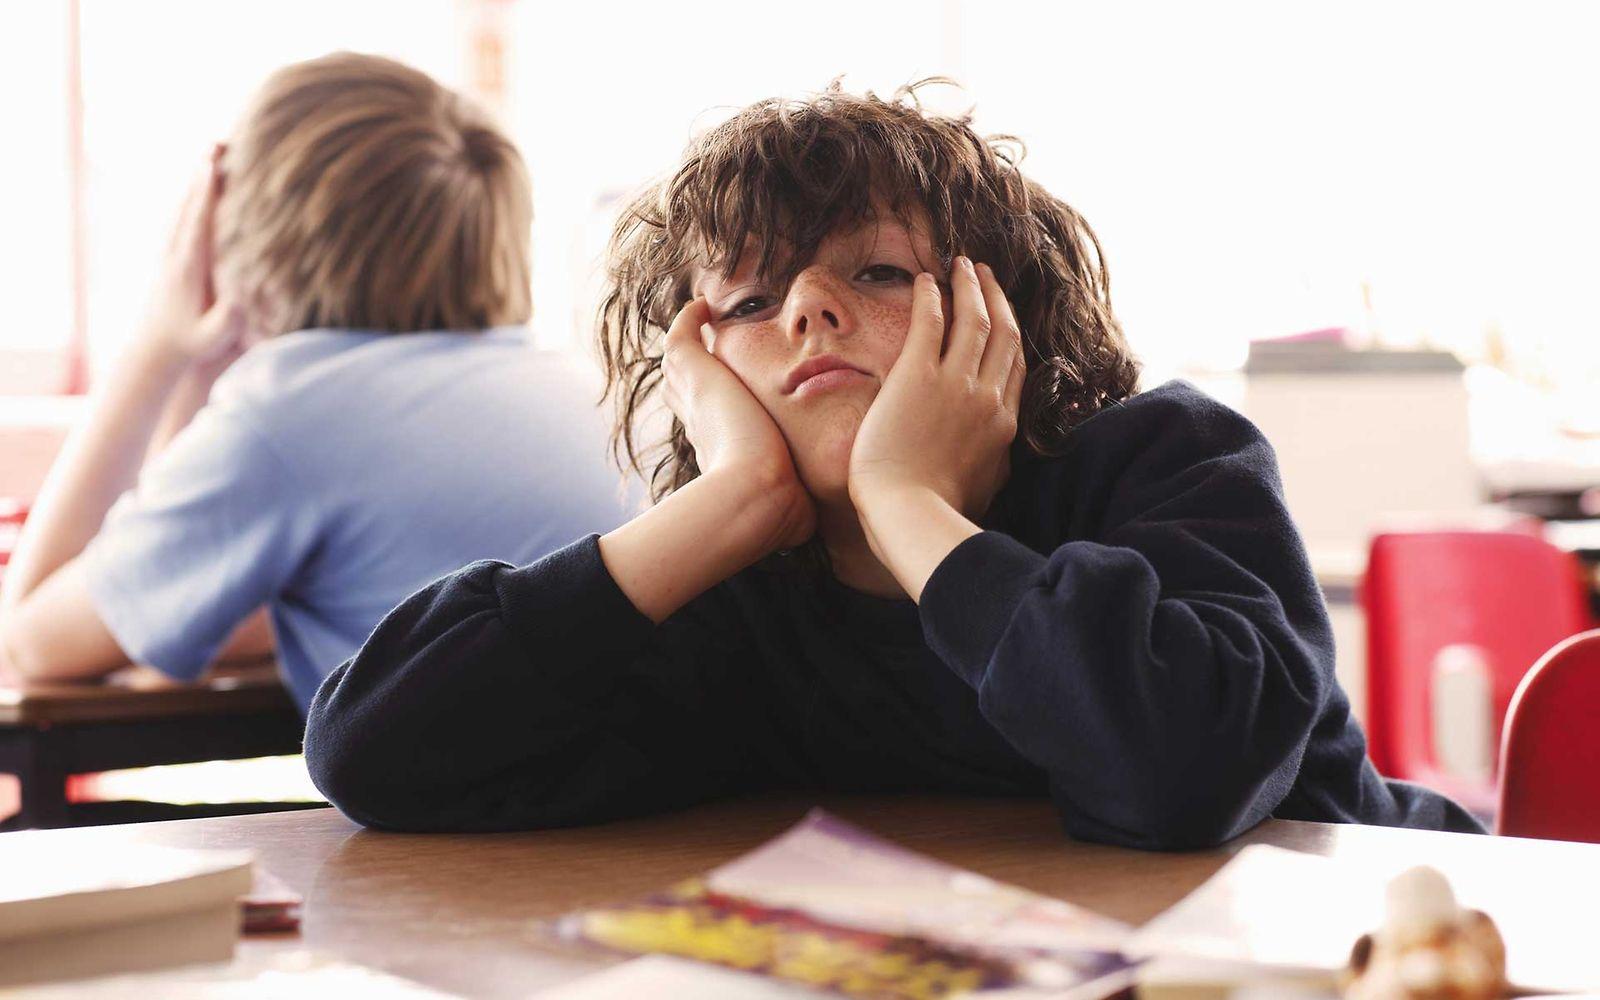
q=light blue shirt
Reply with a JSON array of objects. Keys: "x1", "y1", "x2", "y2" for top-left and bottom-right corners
[{"x1": 82, "y1": 328, "x2": 635, "y2": 712}]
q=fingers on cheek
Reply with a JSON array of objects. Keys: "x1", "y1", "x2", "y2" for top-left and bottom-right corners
[
  {"x1": 661, "y1": 362, "x2": 684, "y2": 410},
  {"x1": 913, "y1": 271, "x2": 943, "y2": 312},
  {"x1": 666, "y1": 302, "x2": 702, "y2": 344}
]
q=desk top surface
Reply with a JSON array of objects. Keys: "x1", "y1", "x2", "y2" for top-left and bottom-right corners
[
  {"x1": 0, "y1": 662, "x2": 293, "y2": 727},
  {"x1": 5, "y1": 796, "x2": 1595, "y2": 998}
]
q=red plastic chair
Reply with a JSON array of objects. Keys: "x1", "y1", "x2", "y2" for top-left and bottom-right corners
[
  {"x1": 1497, "y1": 629, "x2": 1600, "y2": 842},
  {"x1": 1362, "y1": 530, "x2": 1594, "y2": 811}
]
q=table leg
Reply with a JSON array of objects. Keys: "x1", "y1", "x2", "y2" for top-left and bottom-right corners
[{"x1": 0, "y1": 729, "x2": 70, "y2": 831}]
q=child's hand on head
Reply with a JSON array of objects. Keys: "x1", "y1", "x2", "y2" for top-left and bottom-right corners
[
  {"x1": 848, "y1": 258, "x2": 1024, "y2": 522},
  {"x1": 140, "y1": 145, "x2": 260, "y2": 369},
  {"x1": 661, "y1": 297, "x2": 817, "y2": 551}
]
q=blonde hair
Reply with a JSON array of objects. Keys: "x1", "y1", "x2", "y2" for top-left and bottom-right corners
[{"x1": 216, "y1": 52, "x2": 532, "y2": 334}]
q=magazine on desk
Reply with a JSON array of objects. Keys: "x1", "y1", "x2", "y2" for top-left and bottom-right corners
[{"x1": 548, "y1": 809, "x2": 1136, "y2": 1000}]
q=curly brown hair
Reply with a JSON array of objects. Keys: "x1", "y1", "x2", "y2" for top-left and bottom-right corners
[{"x1": 598, "y1": 80, "x2": 1140, "y2": 501}]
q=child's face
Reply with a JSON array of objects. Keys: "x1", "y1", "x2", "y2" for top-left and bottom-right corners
[{"x1": 692, "y1": 214, "x2": 949, "y2": 505}]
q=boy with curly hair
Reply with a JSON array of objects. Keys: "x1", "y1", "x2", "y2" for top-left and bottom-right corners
[{"x1": 306, "y1": 83, "x2": 1479, "y2": 847}]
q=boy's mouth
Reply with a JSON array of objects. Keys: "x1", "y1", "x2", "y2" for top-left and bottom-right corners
[{"x1": 784, "y1": 354, "x2": 871, "y2": 395}]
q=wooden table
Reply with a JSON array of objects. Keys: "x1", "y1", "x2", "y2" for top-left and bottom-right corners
[
  {"x1": 0, "y1": 662, "x2": 304, "y2": 830},
  {"x1": 14, "y1": 796, "x2": 1599, "y2": 998}
]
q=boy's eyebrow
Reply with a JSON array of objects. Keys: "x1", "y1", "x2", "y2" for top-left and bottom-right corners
[
  {"x1": 693, "y1": 250, "x2": 778, "y2": 299},
  {"x1": 691, "y1": 220, "x2": 940, "y2": 298},
  {"x1": 688, "y1": 261, "x2": 726, "y2": 297},
  {"x1": 689, "y1": 241, "x2": 758, "y2": 297},
  {"x1": 691, "y1": 268, "x2": 746, "y2": 299}
]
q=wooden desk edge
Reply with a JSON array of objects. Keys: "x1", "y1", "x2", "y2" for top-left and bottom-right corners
[{"x1": 0, "y1": 675, "x2": 297, "y2": 727}]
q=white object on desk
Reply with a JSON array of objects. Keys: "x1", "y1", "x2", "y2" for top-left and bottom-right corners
[
  {"x1": 1125, "y1": 843, "x2": 1596, "y2": 995},
  {"x1": 534, "y1": 956, "x2": 827, "y2": 999}
]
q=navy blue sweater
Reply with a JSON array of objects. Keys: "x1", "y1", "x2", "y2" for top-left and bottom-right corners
[{"x1": 304, "y1": 381, "x2": 1482, "y2": 848}]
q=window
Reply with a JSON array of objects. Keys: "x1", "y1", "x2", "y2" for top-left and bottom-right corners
[
  {"x1": 0, "y1": 1, "x2": 75, "y2": 393},
  {"x1": 499, "y1": 1, "x2": 951, "y2": 351},
  {"x1": 4, "y1": 2, "x2": 1596, "y2": 407},
  {"x1": 77, "y1": 0, "x2": 467, "y2": 380},
  {"x1": 955, "y1": 1, "x2": 1600, "y2": 393}
]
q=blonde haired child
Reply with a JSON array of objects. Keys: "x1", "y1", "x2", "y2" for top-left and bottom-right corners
[{"x1": 1, "y1": 53, "x2": 629, "y2": 711}]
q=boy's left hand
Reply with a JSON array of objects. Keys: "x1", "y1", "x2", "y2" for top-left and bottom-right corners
[{"x1": 849, "y1": 257, "x2": 1025, "y2": 525}]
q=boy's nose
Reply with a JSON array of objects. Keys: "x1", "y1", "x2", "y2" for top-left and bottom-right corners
[
  {"x1": 795, "y1": 310, "x2": 839, "y2": 336},
  {"x1": 786, "y1": 268, "x2": 850, "y2": 341}
]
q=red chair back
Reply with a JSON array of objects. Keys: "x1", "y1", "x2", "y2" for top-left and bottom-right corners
[
  {"x1": 1363, "y1": 530, "x2": 1593, "y2": 784},
  {"x1": 1497, "y1": 629, "x2": 1600, "y2": 842}
]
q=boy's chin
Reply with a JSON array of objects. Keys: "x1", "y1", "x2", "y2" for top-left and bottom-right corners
[
  {"x1": 794, "y1": 430, "x2": 858, "y2": 508},
  {"x1": 798, "y1": 470, "x2": 851, "y2": 508}
]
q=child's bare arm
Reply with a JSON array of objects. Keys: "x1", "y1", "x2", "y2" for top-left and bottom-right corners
[
  {"x1": 0, "y1": 334, "x2": 203, "y2": 682},
  {"x1": 850, "y1": 259, "x2": 1024, "y2": 601},
  {"x1": 598, "y1": 298, "x2": 814, "y2": 624},
  {"x1": 0, "y1": 150, "x2": 257, "y2": 683}
]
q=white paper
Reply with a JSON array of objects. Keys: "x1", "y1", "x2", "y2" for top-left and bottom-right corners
[{"x1": 534, "y1": 955, "x2": 828, "y2": 999}]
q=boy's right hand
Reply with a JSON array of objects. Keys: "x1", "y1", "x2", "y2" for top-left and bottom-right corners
[
  {"x1": 660, "y1": 298, "x2": 816, "y2": 552},
  {"x1": 597, "y1": 298, "x2": 814, "y2": 623},
  {"x1": 139, "y1": 145, "x2": 258, "y2": 369}
]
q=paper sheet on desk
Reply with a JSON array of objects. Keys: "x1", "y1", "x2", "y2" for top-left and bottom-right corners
[
  {"x1": 1123, "y1": 844, "x2": 1599, "y2": 995},
  {"x1": 705, "y1": 809, "x2": 1132, "y2": 955},
  {"x1": 534, "y1": 955, "x2": 829, "y2": 998}
]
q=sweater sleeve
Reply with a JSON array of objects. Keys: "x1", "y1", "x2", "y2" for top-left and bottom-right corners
[
  {"x1": 304, "y1": 534, "x2": 763, "y2": 832},
  {"x1": 917, "y1": 387, "x2": 1335, "y2": 850}
]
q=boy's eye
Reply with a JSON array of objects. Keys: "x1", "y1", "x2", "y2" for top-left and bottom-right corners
[
  {"x1": 724, "y1": 295, "x2": 776, "y2": 320},
  {"x1": 856, "y1": 264, "x2": 913, "y2": 284}
]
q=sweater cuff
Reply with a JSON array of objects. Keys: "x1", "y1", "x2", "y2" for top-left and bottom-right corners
[
  {"x1": 919, "y1": 530, "x2": 1049, "y2": 689},
  {"x1": 493, "y1": 534, "x2": 656, "y2": 658}
]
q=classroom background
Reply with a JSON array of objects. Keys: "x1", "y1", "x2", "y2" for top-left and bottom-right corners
[{"x1": 1, "y1": 0, "x2": 1597, "y2": 827}]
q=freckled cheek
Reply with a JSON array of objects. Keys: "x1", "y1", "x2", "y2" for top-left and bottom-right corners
[
  {"x1": 854, "y1": 296, "x2": 915, "y2": 370},
  {"x1": 714, "y1": 335, "x2": 789, "y2": 403}
]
